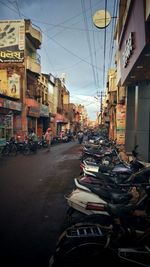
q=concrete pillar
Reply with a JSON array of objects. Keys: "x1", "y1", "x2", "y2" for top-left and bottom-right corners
[
  {"x1": 126, "y1": 82, "x2": 150, "y2": 162},
  {"x1": 125, "y1": 86, "x2": 135, "y2": 152}
]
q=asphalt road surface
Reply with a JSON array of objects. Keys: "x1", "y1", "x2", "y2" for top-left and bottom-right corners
[{"x1": 0, "y1": 141, "x2": 81, "y2": 267}]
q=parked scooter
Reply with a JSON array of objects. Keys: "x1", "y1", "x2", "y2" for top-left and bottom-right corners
[
  {"x1": 80, "y1": 158, "x2": 145, "y2": 182},
  {"x1": 49, "y1": 185, "x2": 150, "y2": 267},
  {"x1": 81, "y1": 141, "x2": 120, "y2": 165},
  {"x1": 80, "y1": 143, "x2": 145, "y2": 175},
  {"x1": 23, "y1": 139, "x2": 38, "y2": 155},
  {"x1": 64, "y1": 166, "x2": 150, "y2": 229}
]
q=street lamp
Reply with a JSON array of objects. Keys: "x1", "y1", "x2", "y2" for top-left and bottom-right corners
[{"x1": 92, "y1": 9, "x2": 111, "y2": 29}]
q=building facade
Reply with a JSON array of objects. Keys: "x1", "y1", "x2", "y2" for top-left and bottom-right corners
[
  {"x1": 116, "y1": 0, "x2": 150, "y2": 161},
  {"x1": 0, "y1": 19, "x2": 42, "y2": 141}
]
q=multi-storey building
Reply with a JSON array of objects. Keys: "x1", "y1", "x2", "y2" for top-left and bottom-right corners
[
  {"x1": 115, "y1": 0, "x2": 150, "y2": 161},
  {"x1": 76, "y1": 104, "x2": 88, "y2": 131},
  {"x1": 68, "y1": 103, "x2": 77, "y2": 133},
  {"x1": 0, "y1": 19, "x2": 42, "y2": 141},
  {"x1": 106, "y1": 69, "x2": 117, "y2": 141},
  {"x1": 54, "y1": 78, "x2": 69, "y2": 135},
  {"x1": 37, "y1": 73, "x2": 49, "y2": 136}
]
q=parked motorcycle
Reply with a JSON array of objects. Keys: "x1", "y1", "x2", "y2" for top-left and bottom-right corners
[
  {"x1": 63, "y1": 166, "x2": 150, "y2": 229},
  {"x1": 81, "y1": 143, "x2": 120, "y2": 166},
  {"x1": 80, "y1": 158, "x2": 145, "y2": 182},
  {"x1": 23, "y1": 139, "x2": 38, "y2": 155},
  {"x1": 49, "y1": 185, "x2": 150, "y2": 267},
  {"x1": 37, "y1": 137, "x2": 48, "y2": 149}
]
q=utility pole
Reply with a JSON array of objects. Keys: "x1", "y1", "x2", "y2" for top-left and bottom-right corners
[{"x1": 96, "y1": 91, "x2": 105, "y2": 128}]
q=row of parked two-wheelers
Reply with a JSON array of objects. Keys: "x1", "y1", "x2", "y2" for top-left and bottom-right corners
[
  {"x1": 0, "y1": 135, "x2": 62, "y2": 157},
  {"x1": 49, "y1": 134, "x2": 150, "y2": 267},
  {"x1": 0, "y1": 134, "x2": 73, "y2": 157},
  {"x1": 0, "y1": 137, "x2": 49, "y2": 157}
]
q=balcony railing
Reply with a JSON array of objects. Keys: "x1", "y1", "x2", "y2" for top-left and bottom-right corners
[
  {"x1": 25, "y1": 20, "x2": 42, "y2": 48},
  {"x1": 26, "y1": 54, "x2": 41, "y2": 74}
]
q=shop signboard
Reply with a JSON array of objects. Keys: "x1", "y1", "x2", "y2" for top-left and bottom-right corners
[
  {"x1": 116, "y1": 104, "x2": 126, "y2": 144},
  {"x1": 28, "y1": 106, "x2": 40, "y2": 117},
  {"x1": 0, "y1": 70, "x2": 8, "y2": 95},
  {"x1": 3, "y1": 98, "x2": 22, "y2": 111},
  {"x1": 40, "y1": 104, "x2": 49, "y2": 117},
  {"x1": 0, "y1": 20, "x2": 25, "y2": 62},
  {"x1": 120, "y1": 0, "x2": 146, "y2": 84},
  {"x1": 25, "y1": 98, "x2": 40, "y2": 117}
]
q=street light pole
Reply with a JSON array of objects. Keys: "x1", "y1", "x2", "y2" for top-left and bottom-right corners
[
  {"x1": 96, "y1": 91, "x2": 105, "y2": 128},
  {"x1": 100, "y1": 91, "x2": 103, "y2": 127}
]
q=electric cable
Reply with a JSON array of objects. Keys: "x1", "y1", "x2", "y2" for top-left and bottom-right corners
[
  {"x1": 81, "y1": 0, "x2": 98, "y2": 89},
  {"x1": 90, "y1": 0, "x2": 100, "y2": 89},
  {"x1": 108, "y1": 0, "x2": 119, "y2": 69},
  {"x1": 102, "y1": 0, "x2": 107, "y2": 89}
]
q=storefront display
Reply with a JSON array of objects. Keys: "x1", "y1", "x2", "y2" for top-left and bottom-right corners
[{"x1": 0, "y1": 114, "x2": 13, "y2": 140}]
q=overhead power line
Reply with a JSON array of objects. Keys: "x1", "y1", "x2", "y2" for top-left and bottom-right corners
[
  {"x1": 81, "y1": 0, "x2": 98, "y2": 89},
  {"x1": 102, "y1": 0, "x2": 107, "y2": 89}
]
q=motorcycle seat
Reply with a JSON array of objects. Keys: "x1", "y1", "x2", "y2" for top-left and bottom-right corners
[
  {"x1": 98, "y1": 165, "x2": 113, "y2": 172},
  {"x1": 107, "y1": 203, "x2": 135, "y2": 217},
  {"x1": 128, "y1": 166, "x2": 150, "y2": 184},
  {"x1": 82, "y1": 183, "x2": 133, "y2": 204}
]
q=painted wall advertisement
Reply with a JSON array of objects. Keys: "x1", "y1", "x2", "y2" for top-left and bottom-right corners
[
  {"x1": 116, "y1": 104, "x2": 126, "y2": 144},
  {"x1": 0, "y1": 70, "x2": 20, "y2": 98},
  {"x1": 8, "y1": 73, "x2": 20, "y2": 98},
  {"x1": 0, "y1": 20, "x2": 25, "y2": 62}
]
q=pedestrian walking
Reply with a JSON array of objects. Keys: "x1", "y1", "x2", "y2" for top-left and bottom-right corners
[{"x1": 44, "y1": 128, "x2": 53, "y2": 151}]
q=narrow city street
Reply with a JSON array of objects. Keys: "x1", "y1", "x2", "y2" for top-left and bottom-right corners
[{"x1": 0, "y1": 141, "x2": 81, "y2": 267}]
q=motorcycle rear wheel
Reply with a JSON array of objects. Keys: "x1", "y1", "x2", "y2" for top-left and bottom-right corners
[
  {"x1": 49, "y1": 222, "x2": 116, "y2": 267},
  {"x1": 62, "y1": 208, "x2": 112, "y2": 232},
  {"x1": 23, "y1": 145, "x2": 30, "y2": 155},
  {"x1": 9, "y1": 144, "x2": 17, "y2": 156},
  {"x1": 2, "y1": 146, "x2": 9, "y2": 156}
]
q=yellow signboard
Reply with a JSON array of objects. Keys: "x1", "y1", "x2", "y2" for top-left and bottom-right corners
[
  {"x1": 0, "y1": 69, "x2": 7, "y2": 95},
  {"x1": 116, "y1": 104, "x2": 126, "y2": 144}
]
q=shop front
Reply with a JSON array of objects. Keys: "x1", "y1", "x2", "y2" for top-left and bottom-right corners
[
  {"x1": 37, "y1": 104, "x2": 49, "y2": 137},
  {"x1": 0, "y1": 97, "x2": 22, "y2": 142},
  {"x1": 55, "y1": 113, "x2": 68, "y2": 135},
  {"x1": 119, "y1": 0, "x2": 150, "y2": 161},
  {"x1": 49, "y1": 113, "x2": 56, "y2": 135},
  {"x1": 25, "y1": 98, "x2": 40, "y2": 134}
]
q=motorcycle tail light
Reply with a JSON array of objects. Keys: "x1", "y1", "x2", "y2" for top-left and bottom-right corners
[
  {"x1": 80, "y1": 163, "x2": 85, "y2": 170},
  {"x1": 86, "y1": 202, "x2": 106, "y2": 211}
]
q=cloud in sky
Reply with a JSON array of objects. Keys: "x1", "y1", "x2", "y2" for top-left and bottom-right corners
[{"x1": 70, "y1": 94, "x2": 100, "y2": 120}]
